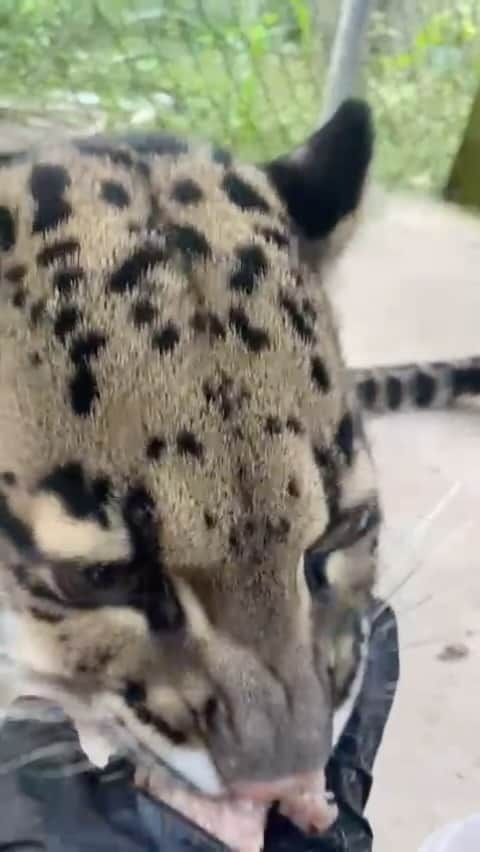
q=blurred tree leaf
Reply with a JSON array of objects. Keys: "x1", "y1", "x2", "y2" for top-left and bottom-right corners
[{"x1": 445, "y1": 83, "x2": 480, "y2": 211}]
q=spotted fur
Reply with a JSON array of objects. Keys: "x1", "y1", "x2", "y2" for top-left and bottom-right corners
[
  {"x1": 353, "y1": 356, "x2": 480, "y2": 414},
  {"x1": 0, "y1": 101, "x2": 380, "y2": 800}
]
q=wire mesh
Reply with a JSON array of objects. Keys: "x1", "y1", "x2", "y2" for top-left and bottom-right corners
[{"x1": 0, "y1": 0, "x2": 479, "y2": 192}]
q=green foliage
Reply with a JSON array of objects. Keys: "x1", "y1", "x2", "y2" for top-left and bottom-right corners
[
  {"x1": 445, "y1": 82, "x2": 480, "y2": 210},
  {"x1": 367, "y1": 1, "x2": 480, "y2": 190},
  {"x1": 0, "y1": 0, "x2": 478, "y2": 191},
  {"x1": 0, "y1": 0, "x2": 322, "y2": 161}
]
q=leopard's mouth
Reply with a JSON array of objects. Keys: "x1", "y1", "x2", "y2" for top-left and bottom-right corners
[
  {"x1": 9, "y1": 671, "x2": 337, "y2": 852},
  {"x1": 100, "y1": 709, "x2": 338, "y2": 850},
  {"x1": 74, "y1": 709, "x2": 337, "y2": 852},
  {"x1": 134, "y1": 762, "x2": 337, "y2": 852}
]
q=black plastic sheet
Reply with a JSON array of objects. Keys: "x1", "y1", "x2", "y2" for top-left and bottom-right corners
[{"x1": 0, "y1": 599, "x2": 399, "y2": 852}]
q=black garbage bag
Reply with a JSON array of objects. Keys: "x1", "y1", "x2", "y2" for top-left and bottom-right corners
[{"x1": 0, "y1": 599, "x2": 399, "y2": 852}]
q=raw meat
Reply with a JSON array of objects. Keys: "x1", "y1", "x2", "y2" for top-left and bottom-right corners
[{"x1": 135, "y1": 765, "x2": 337, "y2": 852}]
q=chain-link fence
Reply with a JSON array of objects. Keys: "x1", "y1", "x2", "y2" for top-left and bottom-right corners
[{"x1": 0, "y1": 0, "x2": 479, "y2": 192}]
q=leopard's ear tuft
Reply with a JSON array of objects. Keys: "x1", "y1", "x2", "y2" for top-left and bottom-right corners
[{"x1": 263, "y1": 99, "x2": 374, "y2": 262}]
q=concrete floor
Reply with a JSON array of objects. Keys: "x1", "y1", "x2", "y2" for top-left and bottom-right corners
[
  {"x1": 1, "y1": 125, "x2": 480, "y2": 851},
  {"x1": 332, "y1": 191, "x2": 480, "y2": 851}
]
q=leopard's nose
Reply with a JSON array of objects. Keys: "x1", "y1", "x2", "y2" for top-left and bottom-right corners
[{"x1": 232, "y1": 770, "x2": 320, "y2": 803}]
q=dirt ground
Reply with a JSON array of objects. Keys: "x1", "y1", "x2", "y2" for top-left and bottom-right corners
[
  {"x1": 1, "y1": 124, "x2": 480, "y2": 851},
  {"x1": 333, "y1": 191, "x2": 480, "y2": 851}
]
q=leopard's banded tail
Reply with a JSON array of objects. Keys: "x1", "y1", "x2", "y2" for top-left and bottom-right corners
[{"x1": 351, "y1": 356, "x2": 480, "y2": 414}]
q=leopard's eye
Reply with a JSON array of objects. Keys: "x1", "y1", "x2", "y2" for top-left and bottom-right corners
[
  {"x1": 85, "y1": 562, "x2": 119, "y2": 588},
  {"x1": 50, "y1": 559, "x2": 132, "y2": 606},
  {"x1": 304, "y1": 498, "x2": 380, "y2": 596}
]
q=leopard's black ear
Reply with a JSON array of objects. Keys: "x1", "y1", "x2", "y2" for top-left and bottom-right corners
[{"x1": 263, "y1": 99, "x2": 373, "y2": 244}]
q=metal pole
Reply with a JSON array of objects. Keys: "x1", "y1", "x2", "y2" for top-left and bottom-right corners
[{"x1": 321, "y1": 0, "x2": 375, "y2": 122}]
